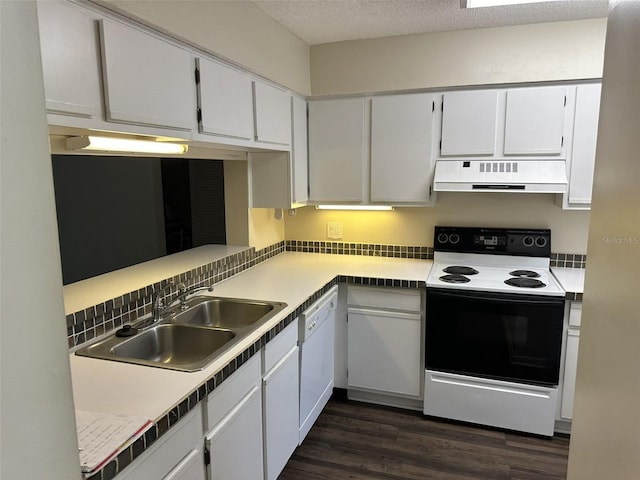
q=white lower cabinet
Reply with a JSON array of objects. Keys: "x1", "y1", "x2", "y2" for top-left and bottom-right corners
[
  {"x1": 262, "y1": 320, "x2": 300, "y2": 480},
  {"x1": 346, "y1": 286, "x2": 423, "y2": 409},
  {"x1": 115, "y1": 407, "x2": 204, "y2": 480},
  {"x1": 203, "y1": 355, "x2": 263, "y2": 480}
]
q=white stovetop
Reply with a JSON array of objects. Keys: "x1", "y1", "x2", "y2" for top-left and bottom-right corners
[
  {"x1": 70, "y1": 252, "x2": 431, "y2": 422},
  {"x1": 426, "y1": 252, "x2": 565, "y2": 296}
]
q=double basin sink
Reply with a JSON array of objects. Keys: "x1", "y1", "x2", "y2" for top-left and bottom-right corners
[{"x1": 75, "y1": 296, "x2": 287, "y2": 372}]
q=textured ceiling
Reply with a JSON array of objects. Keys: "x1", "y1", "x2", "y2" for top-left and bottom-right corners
[{"x1": 252, "y1": 0, "x2": 609, "y2": 45}]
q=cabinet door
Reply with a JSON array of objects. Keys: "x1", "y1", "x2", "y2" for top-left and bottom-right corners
[
  {"x1": 561, "y1": 328, "x2": 580, "y2": 420},
  {"x1": 371, "y1": 94, "x2": 435, "y2": 203},
  {"x1": 440, "y1": 90, "x2": 498, "y2": 156},
  {"x1": 99, "y1": 19, "x2": 193, "y2": 130},
  {"x1": 254, "y1": 81, "x2": 291, "y2": 145},
  {"x1": 347, "y1": 308, "x2": 421, "y2": 396},
  {"x1": 205, "y1": 386, "x2": 263, "y2": 480},
  {"x1": 263, "y1": 346, "x2": 299, "y2": 480},
  {"x1": 196, "y1": 57, "x2": 253, "y2": 139},
  {"x1": 292, "y1": 96, "x2": 309, "y2": 204},
  {"x1": 308, "y1": 98, "x2": 365, "y2": 202},
  {"x1": 568, "y1": 84, "x2": 601, "y2": 205},
  {"x1": 504, "y1": 87, "x2": 566, "y2": 155},
  {"x1": 37, "y1": 0, "x2": 102, "y2": 118}
]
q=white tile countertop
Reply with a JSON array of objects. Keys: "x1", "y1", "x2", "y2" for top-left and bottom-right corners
[
  {"x1": 70, "y1": 252, "x2": 432, "y2": 423},
  {"x1": 552, "y1": 267, "x2": 586, "y2": 295}
]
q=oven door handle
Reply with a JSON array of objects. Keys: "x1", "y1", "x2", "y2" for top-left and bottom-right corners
[{"x1": 427, "y1": 289, "x2": 564, "y2": 306}]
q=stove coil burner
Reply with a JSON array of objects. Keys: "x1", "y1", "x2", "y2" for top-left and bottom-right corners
[
  {"x1": 443, "y1": 266, "x2": 479, "y2": 276},
  {"x1": 509, "y1": 270, "x2": 540, "y2": 278},
  {"x1": 440, "y1": 274, "x2": 471, "y2": 284},
  {"x1": 505, "y1": 277, "x2": 547, "y2": 288}
]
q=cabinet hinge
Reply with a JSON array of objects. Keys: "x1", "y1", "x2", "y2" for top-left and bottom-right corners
[
  {"x1": 441, "y1": 101, "x2": 444, "y2": 112},
  {"x1": 561, "y1": 136, "x2": 564, "y2": 147},
  {"x1": 439, "y1": 140, "x2": 442, "y2": 150},
  {"x1": 197, "y1": 107, "x2": 202, "y2": 124},
  {"x1": 194, "y1": 67, "x2": 200, "y2": 85},
  {"x1": 204, "y1": 446, "x2": 210, "y2": 466}
]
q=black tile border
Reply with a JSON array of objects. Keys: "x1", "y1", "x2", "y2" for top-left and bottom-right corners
[
  {"x1": 565, "y1": 292, "x2": 583, "y2": 301},
  {"x1": 550, "y1": 253, "x2": 587, "y2": 269},
  {"x1": 84, "y1": 275, "x2": 423, "y2": 479},
  {"x1": 286, "y1": 240, "x2": 433, "y2": 260}
]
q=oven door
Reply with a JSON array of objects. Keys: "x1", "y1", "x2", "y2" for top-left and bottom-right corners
[{"x1": 425, "y1": 288, "x2": 564, "y2": 386}]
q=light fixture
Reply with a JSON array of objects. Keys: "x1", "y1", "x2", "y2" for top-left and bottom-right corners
[
  {"x1": 315, "y1": 205, "x2": 394, "y2": 211},
  {"x1": 66, "y1": 136, "x2": 188, "y2": 155},
  {"x1": 462, "y1": 0, "x2": 560, "y2": 7}
]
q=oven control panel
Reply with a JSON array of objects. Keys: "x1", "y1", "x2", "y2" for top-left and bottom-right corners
[{"x1": 434, "y1": 226, "x2": 551, "y2": 257}]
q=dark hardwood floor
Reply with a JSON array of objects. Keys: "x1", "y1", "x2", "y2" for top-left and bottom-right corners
[{"x1": 280, "y1": 397, "x2": 570, "y2": 480}]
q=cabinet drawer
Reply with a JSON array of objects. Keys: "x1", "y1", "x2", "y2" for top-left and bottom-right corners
[
  {"x1": 206, "y1": 354, "x2": 260, "y2": 429},
  {"x1": 115, "y1": 407, "x2": 202, "y2": 480},
  {"x1": 347, "y1": 286, "x2": 421, "y2": 312},
  {"x1": 569, "y1": 302, "x2": 582, "y2": 327},
  {"x1": 262, "y1": 319, "x2": 298, "y2": 373}
]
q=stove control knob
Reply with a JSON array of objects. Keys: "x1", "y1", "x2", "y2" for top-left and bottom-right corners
[
  {"x1": 535, "y1": 236, "x2": 547, "y2": 248},
  {"x1": 449, "y1": 233, "x2": 460, "y2": 245},
  {"x1": 523, "y1": 236, "x2": 534, "y2": 247},
  {"x1": 437, "y1": 233, "x2": 449, "y2": 244}
]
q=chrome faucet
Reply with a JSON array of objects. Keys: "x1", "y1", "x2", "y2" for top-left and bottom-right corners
[
  {"x1": 176, "y1": 284, "x2": 214, "y2": 309},
  {"x1": 151, "y1": 281, "x2": 176, "y2": 324}
]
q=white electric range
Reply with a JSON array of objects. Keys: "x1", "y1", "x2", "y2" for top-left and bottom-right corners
[{"x1": 424, "y1": 226, "x2": 566, "y2": 437}]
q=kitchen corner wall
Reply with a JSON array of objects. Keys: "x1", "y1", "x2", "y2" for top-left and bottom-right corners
[{"x1": 285, "y1": 193, "x2": 590, "y2": 254}]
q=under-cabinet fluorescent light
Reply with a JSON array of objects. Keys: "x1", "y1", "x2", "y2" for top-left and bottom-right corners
[
  {"x1": 66, "y1": 136, "x2": 188, "y2": 155},
  {"x1": 315, "y1": 205, "x2": 394, "y2": 211},
  {"x1": 462, "y1": 0, "x2": 561, "y2": 7}
]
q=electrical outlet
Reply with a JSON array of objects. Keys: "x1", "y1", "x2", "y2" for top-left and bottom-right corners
[{"x1": 327, "y1": 222, "x2": 343, "y2": 239}]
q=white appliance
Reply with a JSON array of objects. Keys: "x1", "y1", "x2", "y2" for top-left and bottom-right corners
[
  {"x1": 298, "y1": 286, "x2": 338, "y2": 444},
  {"x1": 424, "y1": 226, "x2": 565, "y2": 436},
  {"x1": 433, "y1": 159, "x2": 568, "y2": 193}
]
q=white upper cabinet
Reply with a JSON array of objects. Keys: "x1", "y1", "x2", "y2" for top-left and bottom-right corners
[
  {"x1": 504, "y1": 86, "x2": 567, "y2": 155},
  {"x1": 440, "y1": 90, "x2": 499, "y2": 156},
  {"x1": 99, "y1": 18, "x2": 194, "y2": 131},
  {"x1": 254, "y1": 81, "x2": 291, "y2": 145},
  {"x1": 37, "y1": 0, "x2": 102, "y2": 118},
  {"x1": 308, "y1": 98, "x2": 366, "y2": 203},
  {"x1": 371, "y1": 93, "x2": 435, "y2": 204},
  {"x1": 196, "y1": 57, "x2": 254, "y2": 140},
  {"x1": 565, "y1": 83, "x2": 602, "y2": 208}
]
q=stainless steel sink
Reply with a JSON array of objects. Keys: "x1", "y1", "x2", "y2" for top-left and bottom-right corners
[
  {"x1": 168, "y1": 297, "x2": 278, "y2": 329},
  {"x1": 75, "y1": 296, "x2": 287, "y2": 371}
]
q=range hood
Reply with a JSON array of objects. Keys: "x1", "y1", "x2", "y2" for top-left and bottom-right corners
[{"x1": 433, "y1": 160, "x2": 568, "y2": 193}]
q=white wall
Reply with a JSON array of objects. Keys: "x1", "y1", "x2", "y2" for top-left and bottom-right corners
[
  {"x1": 567, "y1": 1, "x2": 640, "y2": 477},
  {"x1": 0, "y1": 2, "x2": 81, "y2": 478},
  {"x1": 102, "y1": 0, "x2": 311, "y2": 95},
  {"x1": 311, "y1": 18, "x2": 606, "y2": 95}
]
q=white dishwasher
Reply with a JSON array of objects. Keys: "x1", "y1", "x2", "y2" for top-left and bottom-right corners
[{"x1": 298, "y1": 285, "x2": 338, "y2": 444}]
